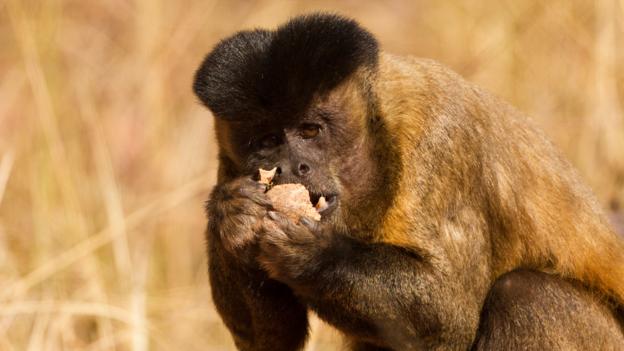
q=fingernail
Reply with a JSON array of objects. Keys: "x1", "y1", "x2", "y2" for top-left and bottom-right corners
[{"x1": 268, "y1": 211, "x2": 278, "y2": 220}]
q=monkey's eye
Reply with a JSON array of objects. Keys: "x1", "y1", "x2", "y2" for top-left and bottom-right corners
[
  {"x1": 257, "y1": 133, "x2": 281, "y2": 149},
  {"x1": 299, "y1": 123, "x2": 321, "y2": 139}
]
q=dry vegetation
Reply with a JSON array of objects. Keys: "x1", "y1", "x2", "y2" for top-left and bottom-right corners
[{"x1": 0, "y1": 0, "x2": 623, "y2": 350}]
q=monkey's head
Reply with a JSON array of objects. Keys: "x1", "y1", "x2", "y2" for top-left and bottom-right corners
[{"x1": 194, "y1": 14, "x2": 394, "y2": 232}]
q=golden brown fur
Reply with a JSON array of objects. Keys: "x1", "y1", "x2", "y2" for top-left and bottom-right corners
[{"x1": 375, "y1": 53, "x2": 624, "y2": 307}]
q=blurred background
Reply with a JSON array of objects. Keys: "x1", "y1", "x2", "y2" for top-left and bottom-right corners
[{"x1": 1, "y1": 0, "x2": 623, "y2": 350}]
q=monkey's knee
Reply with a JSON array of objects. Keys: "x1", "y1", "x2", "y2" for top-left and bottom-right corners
[{"x1": 472, "y1": 269, "x2": 624, "y2": 350}]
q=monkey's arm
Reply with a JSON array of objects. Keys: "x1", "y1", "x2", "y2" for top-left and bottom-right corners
[
  {"x1": 205, "y1": 178, "x2": 309, "y2": 351},
  {"x1": 207, "y1": 229, "x2": 309, "y2": 351},
  {"x1": 258, "y1": 213, "x2": 467, "y2": 349}
]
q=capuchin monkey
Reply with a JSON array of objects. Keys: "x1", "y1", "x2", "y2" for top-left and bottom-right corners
[{"x1": 193, "y1": 13, "x2": 624, "y2": 351}]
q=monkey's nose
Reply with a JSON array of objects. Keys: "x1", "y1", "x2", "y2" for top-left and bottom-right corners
[{"x1": 296, "y1": 163, "x2": 311, "y2": 176}]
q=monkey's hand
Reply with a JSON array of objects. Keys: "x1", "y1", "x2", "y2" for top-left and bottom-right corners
[
  {"x1": 258, "y1": 211, "x2": 334, "y2": 285},
  {"x1": 257, "y1": 211, "x2": 452, "y2": 348},
  {"x1": 207, "y1": 177, "x2": 272, "y2": 265}
]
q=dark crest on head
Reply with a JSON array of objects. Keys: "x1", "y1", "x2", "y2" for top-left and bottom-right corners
[{"x1": 193, "y1": 13, "x2": 379, "y2": 122}]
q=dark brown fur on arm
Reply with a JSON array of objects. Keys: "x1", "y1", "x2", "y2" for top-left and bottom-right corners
[
  {"x1": 205, "y1": 174, "x2": 309, "y2": 351},
  {"x1": 257, "y1": 212, "x2": 474, "y2": 350},
  {"x1": 207, "y1": 231, "x2": 309, "y2": 351}
]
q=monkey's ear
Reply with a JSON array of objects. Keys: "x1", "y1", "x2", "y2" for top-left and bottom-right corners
[{"x1": 193, "y1": 13, "x2": 378, "y2": 121}]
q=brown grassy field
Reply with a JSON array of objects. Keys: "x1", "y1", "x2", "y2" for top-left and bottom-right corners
[{"x1": 1, "y1": 0, "x2": 623, "y2": 350}]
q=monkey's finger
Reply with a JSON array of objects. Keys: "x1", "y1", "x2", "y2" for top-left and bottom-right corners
[
  {"x1": 267, "y1": 210, "x2": 289, "y2": 224},
  {"x1": 299, "y1": 216, "x2": 321, "y2": 232},
  {"x1": 238, "y1": 186, "x2": 272, "y2": 207},
  {"x1": 224, "y1": 177, "x2": 267, "y2": 196},
  {"x1": 214, "y1": 179, "x2": 270, "y2": 210},
  {"x1": 268, "y1": 210, "x2": 306, "y2": 234},
  {"x1": 259, "y1": 217, "x2": 288, "y2": 240},
  {"x1": 225, "y1": 198, "x2": 269, "y2": 217}
]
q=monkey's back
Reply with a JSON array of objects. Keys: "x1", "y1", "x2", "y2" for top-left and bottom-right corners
[{"x1": 376, "y1": 53, "x2": 624, "y2": 310}]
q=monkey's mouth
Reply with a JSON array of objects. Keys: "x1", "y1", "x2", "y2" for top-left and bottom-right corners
[{"x1": 309, "y1": 192, "x2": 338, "y2": 215}]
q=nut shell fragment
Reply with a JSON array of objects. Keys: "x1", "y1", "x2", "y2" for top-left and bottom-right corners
[
  {"x1": 315, "y1": 196, "x2": 328, "y2": 212},
  {"x1": 266, "y1": 184, "x2": 321, "y2": 221},
  {"x1": 258, "y1": 168, "x2": 320, "y2": 222},
  {"x1": 259, "y1": 168, "x2": 277, "y2": 185}
]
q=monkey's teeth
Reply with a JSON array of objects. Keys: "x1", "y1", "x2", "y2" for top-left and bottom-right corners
[{"x1": 315, "y1": 196, "x2": 328, "y2": 212}]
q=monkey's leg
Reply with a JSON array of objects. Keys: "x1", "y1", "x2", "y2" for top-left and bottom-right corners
[
  {"x1": 208, "y1": 236, "x2": 309, "y2": 351},
  {"x1": 471, "y1": 269, "x2": 624, "y2": 351}
]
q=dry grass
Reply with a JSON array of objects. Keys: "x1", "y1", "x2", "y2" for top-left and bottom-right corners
[{"x1": 0, "y1": 0, "x2": 622, "y2": 350}]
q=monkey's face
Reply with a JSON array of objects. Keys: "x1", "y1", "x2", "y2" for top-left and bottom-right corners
[
  {"x1": 215, "y1": 83, "x2": 374, "y2": 225},
  {"x1": 194, "y1": 15, "x2": 381, "y2": 229}
]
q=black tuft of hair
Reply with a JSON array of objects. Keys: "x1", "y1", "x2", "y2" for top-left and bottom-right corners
[
  {"x1": 193, "y1": 13, "x2": 379, "y2": 121},
  {"x1": 193, "y1": 29, "x2": 274, "y2": 120}
]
